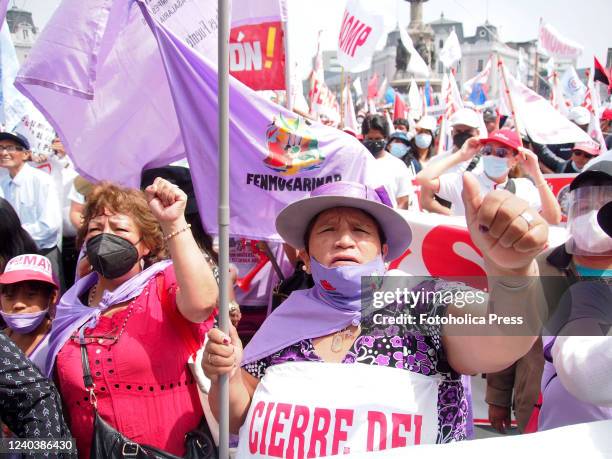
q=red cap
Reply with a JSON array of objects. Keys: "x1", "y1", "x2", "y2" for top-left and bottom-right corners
[
  {"x1": 601, "y1": 108, "x2": 612, "y2": 121},
  {"x1": 572, "y1": 140, "x2": 601, "y2": 156},
  {"x1": 0, "y1": 254, "x2": 58, "y2": 289},
  {"x1": 480, "y1": 129, "x2": 521, "y2": 151}
]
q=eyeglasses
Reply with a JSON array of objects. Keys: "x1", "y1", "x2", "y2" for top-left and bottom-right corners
[
  {"x1": 481, "y1": 145, "x2": 516, "y2": 158},
  {"x1": 572, "y1": 150, "x2": 596, "y2": 160},
  {"x1": 0, "y1": 146, "x2": 25, "y2": 153}
]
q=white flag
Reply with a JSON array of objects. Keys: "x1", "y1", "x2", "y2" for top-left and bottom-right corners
[
  {"x1": 463, "y1": 56, "x2": 492, "y2": 95},
  {"x1": 352, "y1": 77, "x2": 363, "y2": 98},
  {"x1": 342, "y1": 83, "x2": 358, "y2": 132},
  {"x1": 551, "y1": 73, "x2": 571, "y2": 117},
  {"x1": 517, "y1": 48, "x2": 528, "y2": 83},
  {"x1": 337, "y1": 0, "x2": 385, "y2": 72},
  {"x1": 439, "y1": 29, "x2": 462, "y2": 69},
  {"x1": 584, "y1": 68, "x2": 607, "y2": 149},
  {"x1": 377, "y1": 76, "x2": 388, "y2": 103},
  {"x1": 398, "y1": 25, "x2": 430, "y2": 77},
  {"x1": 0, "y1": 20, "x2": 54, "y2": 154},
  {"x1": 538, "y1": 20, "x2": 583, "y2": 59},
  {"x1": 408, "y1": 78, "x2": 422, "y2": 119},
  {"x1": 560, "y1": 66, "x2": 587, "y2": 106},
  {"x1": 501, "y1": 70, "x2": 592, "y2": 145}
]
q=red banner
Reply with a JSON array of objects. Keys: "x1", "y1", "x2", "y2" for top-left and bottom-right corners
[
  {"x1": 542, "y1": 173, "x2": 577, "y2": 222},
  {"x1": 229, "y1": 21, "x2": 286, "y2": 90}
]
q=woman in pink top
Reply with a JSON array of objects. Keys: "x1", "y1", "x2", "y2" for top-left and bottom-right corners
[{"x1": 47, "y1": 179, "x2": 218, "y2": 457}]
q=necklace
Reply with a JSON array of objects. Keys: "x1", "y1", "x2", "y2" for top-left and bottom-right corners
[
  {"x1": 331, "y1": 325, "x2": 359, "y2": 353},
  {"x1": 88, "y1": 283, "x2": 98, "y2": 306}
]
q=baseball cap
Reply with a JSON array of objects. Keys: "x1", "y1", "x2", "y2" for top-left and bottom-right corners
[
  {"x1": 388, "y1": 131, "x2": 411, "y2": 146},
  {"x1": 480, "y1": 129, "x2": 521, "y2": 151},
  {"x1": 570, "y1": 160, "x2": 612, "y2": 191},
  {"x1": 416, "y1": 115, "x2": 437, "y2": 132},
  {"x1": 568, "y1": 106, "x2": 591, "y2": 126},
  {"x1": 601, "y1": 108, "x2": 612, "y2": 121},
  {"x1": 483, "y1": 108, "x2": 497, "y2": 122},
  {"x1": 572, "y1": 140, "x2": 601, "y2": 157},
  {"x1": 450, "y1": 108, "x2": 481, "y2": 129},
  {"x1": 0, "y1": 132, "x2": 30, "y2": 150},
  {"x1": 0, "y1": 254, "x2": 58, "y2": 289}
]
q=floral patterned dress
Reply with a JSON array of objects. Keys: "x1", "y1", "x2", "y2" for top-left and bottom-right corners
[{"x1": 243, "y1": 279, "x2": 471, "y2": 444}]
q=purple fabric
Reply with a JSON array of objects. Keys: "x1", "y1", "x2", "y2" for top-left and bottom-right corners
[
  {"x1": 242, "y1": 256, "x2": 385, "y2": 365},
  {"x1": 0, "y1": 1, "x2": 8, "y2": 25},
  {"x1": 140, "y1": 3, "x2": 374, "y2": 241},
  {"x1": 43, "y1": 260, "x2": 171, "y2": 377},
  {"x1": 539, "y1": 336, "x2": 612, "y2": 431}
]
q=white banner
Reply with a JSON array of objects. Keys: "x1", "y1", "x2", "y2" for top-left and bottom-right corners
[
  {"x1": 337, "y1": 0, "x2": 385, "y2": 73},
  {"x1": 236, "y1": 362, "x2": 439, "y2": 457},
  {"x1": 560, "y1": 66, "x2": 587, "y2": 106},
  {"x1": 538, "y1": 21, "x2": 583, "y2": 59},
  {"x1": 439, "y1": 29, "x2": 462, "y2": 69}
]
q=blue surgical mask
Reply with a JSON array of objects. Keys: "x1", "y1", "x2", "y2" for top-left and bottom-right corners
[
  {"x1": 0, "y1": 309, "x2": 48, "y2": 334},
  {"x1": 415, "y1": 133, "x2": 432, "y2": 149},
  {"x1": 483, "y1": 155, "x2": 510, "y2": 179},
  {"x1": 309, "y1": 256, "x2": 386, "y2": 312},
  {"x1": 389, "y1": 143, "x2": 408, "y2": 158},
  {"x1": 575, "y1": 265, "x2": 612, "y2": 278}
]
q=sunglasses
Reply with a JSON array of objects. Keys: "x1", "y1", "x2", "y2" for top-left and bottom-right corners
[
  {"x1": 480, "y1": 145, "x2": 517, "y2": 158},
  {"x1": 572, "y1": 150, "x2": 596, "y2": 160}
]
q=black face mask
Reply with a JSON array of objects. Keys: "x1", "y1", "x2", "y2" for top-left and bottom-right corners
[
  {"x1": 362, "y1": 139, "x2": 386, "y2": 156},
  {"x1": 453, "y1": 131, "x2": 473, "y2": 149},
  {"x1": 86, "y1": 233, "x2": 140, "y2": 280}
]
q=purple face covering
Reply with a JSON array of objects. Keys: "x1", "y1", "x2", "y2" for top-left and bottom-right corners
[
  {"x1": 0, "y1": 309, "x2": 48, "y2": 334},
  {"x1": 242, "y1": 256, "x2": 386, "y2": 365}
]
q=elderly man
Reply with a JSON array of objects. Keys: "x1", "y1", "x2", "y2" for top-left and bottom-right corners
[{"x1": 0, "y1": 132, "x2": 62, "y2": 289}]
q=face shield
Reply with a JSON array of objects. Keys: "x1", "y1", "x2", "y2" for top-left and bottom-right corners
[{"x1": 565, "y1": 185, "x2": 612, "y2": 256}]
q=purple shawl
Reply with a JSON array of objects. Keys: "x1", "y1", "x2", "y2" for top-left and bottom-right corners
[{"x1": 43, "y1": 260, "x2": 172, "y2": 377}]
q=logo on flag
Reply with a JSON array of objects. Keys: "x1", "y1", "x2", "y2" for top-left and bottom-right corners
[{"x1": 264, "y1": 114, "x2": 326, "y2": 175}]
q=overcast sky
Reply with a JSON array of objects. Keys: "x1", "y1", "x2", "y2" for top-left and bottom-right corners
[{"x1": 12, "y1": 0, "x2": 612, "y2": 78}]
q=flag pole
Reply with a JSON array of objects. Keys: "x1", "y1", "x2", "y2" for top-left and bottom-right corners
[
  {"x1": 282, "y1": 5, "x2": 293, "y2": 111},
  {"x1": 340, "y1": 66, "x2": 345, "y2": 128},
  {"x1": 498, "y1": 55, "x2": 524, "y2": 149},
  {"x1": 217, "y1": 0, "x2": 230, "y2": 457}
]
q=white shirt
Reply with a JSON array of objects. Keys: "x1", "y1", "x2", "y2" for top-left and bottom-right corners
[
  {"x1": 374, "y1": 152, "x2": 414, "y2": 203},
  {"x1": 437, "y1": 169, "x2": 542, "y2": 216},
  {"x1": 0, "y1": 163, "x2": 62, "y2": 249}
]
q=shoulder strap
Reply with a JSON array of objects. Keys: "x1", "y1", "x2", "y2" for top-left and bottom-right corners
[
  {"x1": 466, "y1": 153, "x2": 481, "y2": 172},
  {"x1": 504, "y1": 178, "x2": 516, "y2": 194}
]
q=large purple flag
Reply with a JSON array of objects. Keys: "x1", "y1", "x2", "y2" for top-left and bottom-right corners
[
  {"x1": 0, "y1": 1, "x2": 7, "y2": 25},
  {"x1": 138, "y1": 1, "x2": 374, "y2": 241}
]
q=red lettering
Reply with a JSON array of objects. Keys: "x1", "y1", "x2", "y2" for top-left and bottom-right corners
[
  {"x1": 414, "y1": 414, "x2": 423, "y2": 445},
  {"x1": 349, "y1": 26, "x2": 372, "y2": 57},
  {"x1": 287, "y1": 405, "x2": 310, "y2": 459},
  {"x1": 307, "y1": 408, "x2": 331, "y2": 458},
  {"x1": 344, "y1": 22, "x2": 365, "y2": 56},
  {"x1": 331, "y1": 409, "x2": 354, "y2": 455},
  {"x1": 249, "y1": 401, "x2": 266, "y2": 454},
  {"x1": 268, "y1": 403, "x2": 292, "y2": 457},
  {"x1": 421, "y1": 225, "x2": 487, "y2": 290},
  {"x1": 338, "y1": 11, "x2": 351, "y2": 46},
  {"x1": 22, "y1": 255, "x2": 37, "y2": 266},
  {"x1": 259, "y1": 402, "x2": 276, "y2": 455},
  {"x1": 366, "y1": 411, "x2": 387, "y2": 452},
  {"x1": 391, "y1": 413, "x2": 411, "y2": 448}
]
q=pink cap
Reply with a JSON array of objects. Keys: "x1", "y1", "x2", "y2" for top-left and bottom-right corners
[
  {"x1": 0, "y1": 254, "x2": 58, "y2": 288},
  {"x1": 480, "y1": 129, "x2": 521, "y2": 151},
  {"x1": 572, "y1": 140, "x2": 601, "y2": 156},
  {"x1": 601, "y1": 108, "x2": 612, "y2": 121}
]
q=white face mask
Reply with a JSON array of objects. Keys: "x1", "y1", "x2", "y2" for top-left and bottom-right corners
[
  {"x1": 570, "y1": 210, "x2": 612, "y2": 254},
  {"x1": 415, "y1": 133, "x2": 432, "y2": 149},
  {"x1": 482, "y1": 155, "x2": 510, "y2": 179}
]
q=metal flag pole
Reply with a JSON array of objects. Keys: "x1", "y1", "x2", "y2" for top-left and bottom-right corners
[
  {"x1": 497, "y1": 54, "x2": 525, "y2": 150},
  {"x1": 217, "y1": 0, "x2": 230, "y2": 457}
]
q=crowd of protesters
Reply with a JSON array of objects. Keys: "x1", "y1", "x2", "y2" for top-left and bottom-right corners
[{"x1": 1, "y1": 91, "x2": 611, "y2": 457}]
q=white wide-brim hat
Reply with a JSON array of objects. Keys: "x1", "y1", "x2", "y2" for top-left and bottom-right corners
[{"x1": 276, "y1": 181, "x2": 412, "y2": 260}]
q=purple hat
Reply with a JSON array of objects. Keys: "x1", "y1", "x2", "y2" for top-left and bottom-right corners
[{"x1": 276, "y1": 181, "x2": 412, "y2": 259}]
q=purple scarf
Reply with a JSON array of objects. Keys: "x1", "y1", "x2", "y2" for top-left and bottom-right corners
[
  {"x1": 43, "y1": 260, "x2": 172, "y2": 377},
  {"x1": 242, "y1": 257, "x2": 385, "y2": 365}
]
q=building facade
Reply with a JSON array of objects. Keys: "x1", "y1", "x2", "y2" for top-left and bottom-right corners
[{"x1": 6, "y1": 5, "x2": 39, "y2": 64}]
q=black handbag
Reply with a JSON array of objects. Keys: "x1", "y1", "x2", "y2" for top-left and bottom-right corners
[{"x1": 79, "y1": 338, "x2": 217, "y2": 458}]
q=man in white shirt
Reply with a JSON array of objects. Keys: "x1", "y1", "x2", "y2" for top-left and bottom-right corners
[
  {"x1": 361, "y1": 114, "x2": 413, "y2": 209},
  {"x1": 0, "y1": 132, "x2": 63, "y2": 289}
]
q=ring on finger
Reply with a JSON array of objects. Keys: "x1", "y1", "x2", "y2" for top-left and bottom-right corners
[{"x1": 518, "y1": 211, "x2": 534, "y2": 229}]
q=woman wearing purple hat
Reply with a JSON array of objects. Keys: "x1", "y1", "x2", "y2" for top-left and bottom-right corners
[{"x1": 203, "y1": 178, "x2": 548, "y2": 455}]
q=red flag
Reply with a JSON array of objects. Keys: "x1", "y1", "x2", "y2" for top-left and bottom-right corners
[
  {"x1": 594, "y1": 56, "x2": 611, "y2": 93},
  {"x1": 393, "y1": 93, "x2": 407, "y2": 120},
  {"x1": 367, "y1": 73, "x2": 379, "y2": 100}
]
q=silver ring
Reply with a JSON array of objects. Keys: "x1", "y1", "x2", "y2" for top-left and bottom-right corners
[{"x1": 519, "y1": 211, "x2": 534, "y2": 228}]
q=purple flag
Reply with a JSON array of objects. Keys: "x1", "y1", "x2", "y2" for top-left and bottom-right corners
[
  {"x1": 0, "y1": 1, "x2": 8, "y2": 25},
  {"x1": 139, "y1": 2, "x2": 374, "y2": 241}
]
